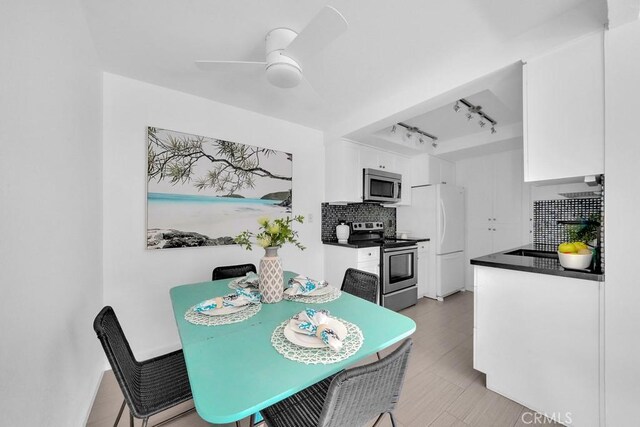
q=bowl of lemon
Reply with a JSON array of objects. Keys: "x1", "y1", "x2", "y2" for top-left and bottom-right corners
[{"x1": 557, "y1": 242, "x2": 593, "y2": 270}]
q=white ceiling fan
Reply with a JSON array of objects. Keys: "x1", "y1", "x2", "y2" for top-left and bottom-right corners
[{"x1": 195, "y1": 6, "x2": 348, "y2": 89}]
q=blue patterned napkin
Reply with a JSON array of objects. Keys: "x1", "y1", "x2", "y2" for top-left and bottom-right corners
[
  {"x1": 292, "y1": 308, "x2": 343, "y2": 352},
  {"x1": 286, "y1": 276, "x2": 328, "y2": 295},
  {"x1": 193, "y1": 288, "x2": 261, "y2": 313},
  {"x1": 236, "y1": 272, "x2": 260, "y2": 288}
]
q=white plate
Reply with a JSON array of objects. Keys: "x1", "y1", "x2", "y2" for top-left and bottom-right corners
[
  {"x1": 284, "y1": 285, "x2": 333, "y2": 297},
  {"x1": 197, "y1": 304, "x2": 249, "y2": 316},
  {"x1": 228, "y1": 277, "x2": 259, "y2": 290},
  {"x1": 283, "y1": 317, "x2": 348, "y2": 348}
]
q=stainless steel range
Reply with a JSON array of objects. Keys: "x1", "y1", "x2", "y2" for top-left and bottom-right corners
[{"x1": 348, "y1": 222, "x2": 418, "y2": 311}]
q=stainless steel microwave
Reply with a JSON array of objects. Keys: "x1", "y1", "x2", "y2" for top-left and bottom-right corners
[{"x1": 363, "y1": 168, "x2": 402, "y2": 203}]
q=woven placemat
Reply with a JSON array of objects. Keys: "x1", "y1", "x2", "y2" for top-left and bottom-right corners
[
  {"x1": 271, "y1": 317, "x2": 364, "y2": 364},
  {"x1": 184, "y1": 303, "x2": 261, "y2": 326},
  {"x1": 283, "y1": 287, "x2": 342, "y2": 304}
]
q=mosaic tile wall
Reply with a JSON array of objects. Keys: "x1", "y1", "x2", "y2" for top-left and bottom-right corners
[
  {"x1": 533, "y1": 175, "x2": 604, "y2": 271},
  {"x1": 321, "y1": 203, "x2": 396, "y2": 241}
]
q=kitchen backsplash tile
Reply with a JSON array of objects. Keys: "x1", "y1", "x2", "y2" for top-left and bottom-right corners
[
  {"x1": 321, "y1": 203, "x2": 396, "y2": 241},
  {"x1": 533, "y1": 176, "x2": 604, "y2": 271}
]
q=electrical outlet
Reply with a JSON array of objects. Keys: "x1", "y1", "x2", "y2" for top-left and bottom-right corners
[{"x1": 308, "y1": 213, "x2": 313, "y2": 223}]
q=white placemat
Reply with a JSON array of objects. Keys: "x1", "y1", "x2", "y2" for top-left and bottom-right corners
[
  {"x1": 283, "y1": 287, "x2": 342, "y2": 304},
  {"x1": 270, "y1": 317, "x2": 364, "y2": 364},
  {"x1": 184, "y1": 303, "x2": 261, "y2": 326}
]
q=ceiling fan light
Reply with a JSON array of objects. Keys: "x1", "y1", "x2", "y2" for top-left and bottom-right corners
[{"x1": 266, "y1": 62, "x2": 302, "y2": 88}]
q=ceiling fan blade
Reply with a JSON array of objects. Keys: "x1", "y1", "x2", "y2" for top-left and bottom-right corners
[
  {"x1": 284, "y1": 5, "x2": 348, "y2": 64},
  {"x1": 195, "y1": 60, "x2": 266, "y2": 71}
]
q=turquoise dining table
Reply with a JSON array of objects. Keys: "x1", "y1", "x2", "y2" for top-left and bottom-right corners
[{"x1": 169, "y1": 270, "x2": 416, "y2": 424}]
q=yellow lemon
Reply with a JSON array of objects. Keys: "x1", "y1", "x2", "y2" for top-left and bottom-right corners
[
  {"x1": 573, "y1": 241, "x2": 588, "y2": 250},
  {"x1": 558, "y1": 242, "x2": 577, "y2": 253}
]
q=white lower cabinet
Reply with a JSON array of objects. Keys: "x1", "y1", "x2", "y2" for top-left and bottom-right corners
[
  {"x1": 474, "y1": 266, "x2": 603, "y2": 426},
  {"x1": 324, "y1": 245, "x2": 380, "y2": 300}
]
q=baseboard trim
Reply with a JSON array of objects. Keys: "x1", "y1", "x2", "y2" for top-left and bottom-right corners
[{"x1": 83, "y1": 367, "x2": 105, "y2": 426}]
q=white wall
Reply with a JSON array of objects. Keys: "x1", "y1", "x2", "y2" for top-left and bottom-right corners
[
  {"x1": 0, "y1": 1, "x2": 104, "y2": 425},
  {"x1": 603, "y1": 20, "x2": 640, "y2": 425},
  {"x1": 103, "y1": 74, "x2": 324, "y2": 358}
]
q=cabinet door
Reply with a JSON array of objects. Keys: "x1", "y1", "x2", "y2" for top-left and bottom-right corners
[
  {"x1": 439, "y1": 159, "x2": 455, "y2": 185},
  {"x1": 394, "y1": 155, "x2": 412, "y2": 205},
  {"x1": 359, "y1": 147, "x2": 380, "y2": 170},
  {"x1": 524, "y1": 32, "x2": 604, "y2": 181},
  {"x1": 410, "y1": 153, "x2": 431, "y2": 186},
  {"x1": 380, "y1": 152, "x2": 397, "y2": 173},
  {"x1": 458, "y1": 155, "x2": 493, "y2": 228},
  {"x1": 428, "y1": 156, "x2": 443, "y2": 184},
  {"x1": 465, "y1": 226, "x2": 493, "y2": 291},
  {"x1": 325, "y1": 140, "x2": 361, "y2": 202},
  {"x1": 492, "y1": 150, "x2": 523, "y2": 225},
  {"x1": 357, "y1": 261, "x2": 380, "y2": 277},
  {"x1": 492, "y1": 223, "x2": 525, "y2": 253}
]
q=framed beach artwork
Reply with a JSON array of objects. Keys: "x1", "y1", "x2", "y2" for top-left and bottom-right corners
[{"x1": 146, "y1": 127, "x2": 293, "y2": 249}]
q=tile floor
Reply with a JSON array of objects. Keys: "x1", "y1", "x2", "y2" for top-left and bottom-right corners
[{"x1": 86, "y1": 291, "x2": 562, "y2": 426}]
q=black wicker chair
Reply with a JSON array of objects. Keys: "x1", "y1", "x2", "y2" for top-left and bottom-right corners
[
  {"x1": 260, "y1": 338, "x2": 413, "y2": 427},
  {"x1": 340, "y1": 268, "x2": 379, "y2": 304},
  {"x1": 93, "y1": 306, "x2": 199, "y2": 427},
  {"x1": 212, "y1": 263, "x2": 257, "y2": 281}
]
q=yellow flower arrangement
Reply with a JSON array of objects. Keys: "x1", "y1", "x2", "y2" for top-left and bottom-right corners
[{"x1": 234, "y1": 215, "x2": 305, "y2": 251}]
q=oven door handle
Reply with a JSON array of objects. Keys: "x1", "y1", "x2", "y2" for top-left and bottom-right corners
[{"x1": 383, "y1": 245, "x2": 418, "y2": 253}]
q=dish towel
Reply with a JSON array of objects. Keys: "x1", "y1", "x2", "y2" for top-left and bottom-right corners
[
  {"x1": 193, "y1": 288, "x2": 261, "y2": 313},
  {"x1": 236, "y1": 272, "x2": 260, "y2": 288},
  {"x1": 292, "y1": 308, "x2": 343, "y2": 352},
  {"x1": 286, "y1": 276, "x2": 328, "y2": 295}
]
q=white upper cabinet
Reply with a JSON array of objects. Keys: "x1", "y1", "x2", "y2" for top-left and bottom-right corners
[
  {"x1": 324, "y1": 139, "x2": 411, "y2": 205},
  {"x1": 523, "y1": 31, "x2": 604, "y2": 182},
  {"x1": 411, "y1": 154, "x2": 456, "y2": 186},
  {"x1": 360, "y1": 146, "x2": 399, "y2": 173},
  {"x1": 325, "y1": 139, "x2": 362, "y2": 203}
]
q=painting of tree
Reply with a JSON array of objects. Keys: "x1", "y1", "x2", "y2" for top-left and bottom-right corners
[{"x1": 146, "y1": 127, "x2": 293, "y2": 250}]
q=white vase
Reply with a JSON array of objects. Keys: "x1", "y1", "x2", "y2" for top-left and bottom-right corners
[
  {"x1": 336, "y1": 222, "x2": 350, "y2": 243},
  {"x1": 259, "y1": 246, "x2": 283, "y2": 303}
]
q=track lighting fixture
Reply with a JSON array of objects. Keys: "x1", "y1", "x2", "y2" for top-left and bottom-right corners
[
  {"x1": 455, "y1": 98, "x2": 498, "y2": 134},
  {"x1": 393, "y1": 122, "x2": 438, "y2": 148}
]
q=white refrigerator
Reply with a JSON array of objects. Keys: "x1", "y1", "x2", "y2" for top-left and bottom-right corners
[{"x1": 397, "y1": 184, "x2": 465, "y2": 300}]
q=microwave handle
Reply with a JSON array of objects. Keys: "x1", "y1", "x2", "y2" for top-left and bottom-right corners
[{"x1": 396, "y1": 181, "x2": 402, "y2": 200}]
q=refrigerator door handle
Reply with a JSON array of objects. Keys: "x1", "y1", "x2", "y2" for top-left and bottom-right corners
[{"x1": 440, "y1": 198, "x2": 446, "y2": 247}]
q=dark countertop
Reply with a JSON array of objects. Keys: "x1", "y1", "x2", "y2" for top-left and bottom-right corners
[
  {"x1": 322, "y1": 237, "x2": 430, "y2": 249},
  {"x1": 322, "y1": 240, "x2": 381, "y2": 248},
  {"x1": 470, "y1": 244, "x2": 604, "y2": 282}
]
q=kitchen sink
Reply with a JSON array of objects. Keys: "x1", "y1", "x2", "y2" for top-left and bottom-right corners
[{"x1": 504, "y1": 249, "x2": 558, "y2": 259}]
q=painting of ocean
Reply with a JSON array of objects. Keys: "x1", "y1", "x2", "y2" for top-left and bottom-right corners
[{"x1": 146, "y1": 127, "x2": 292, "y2": 249}]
